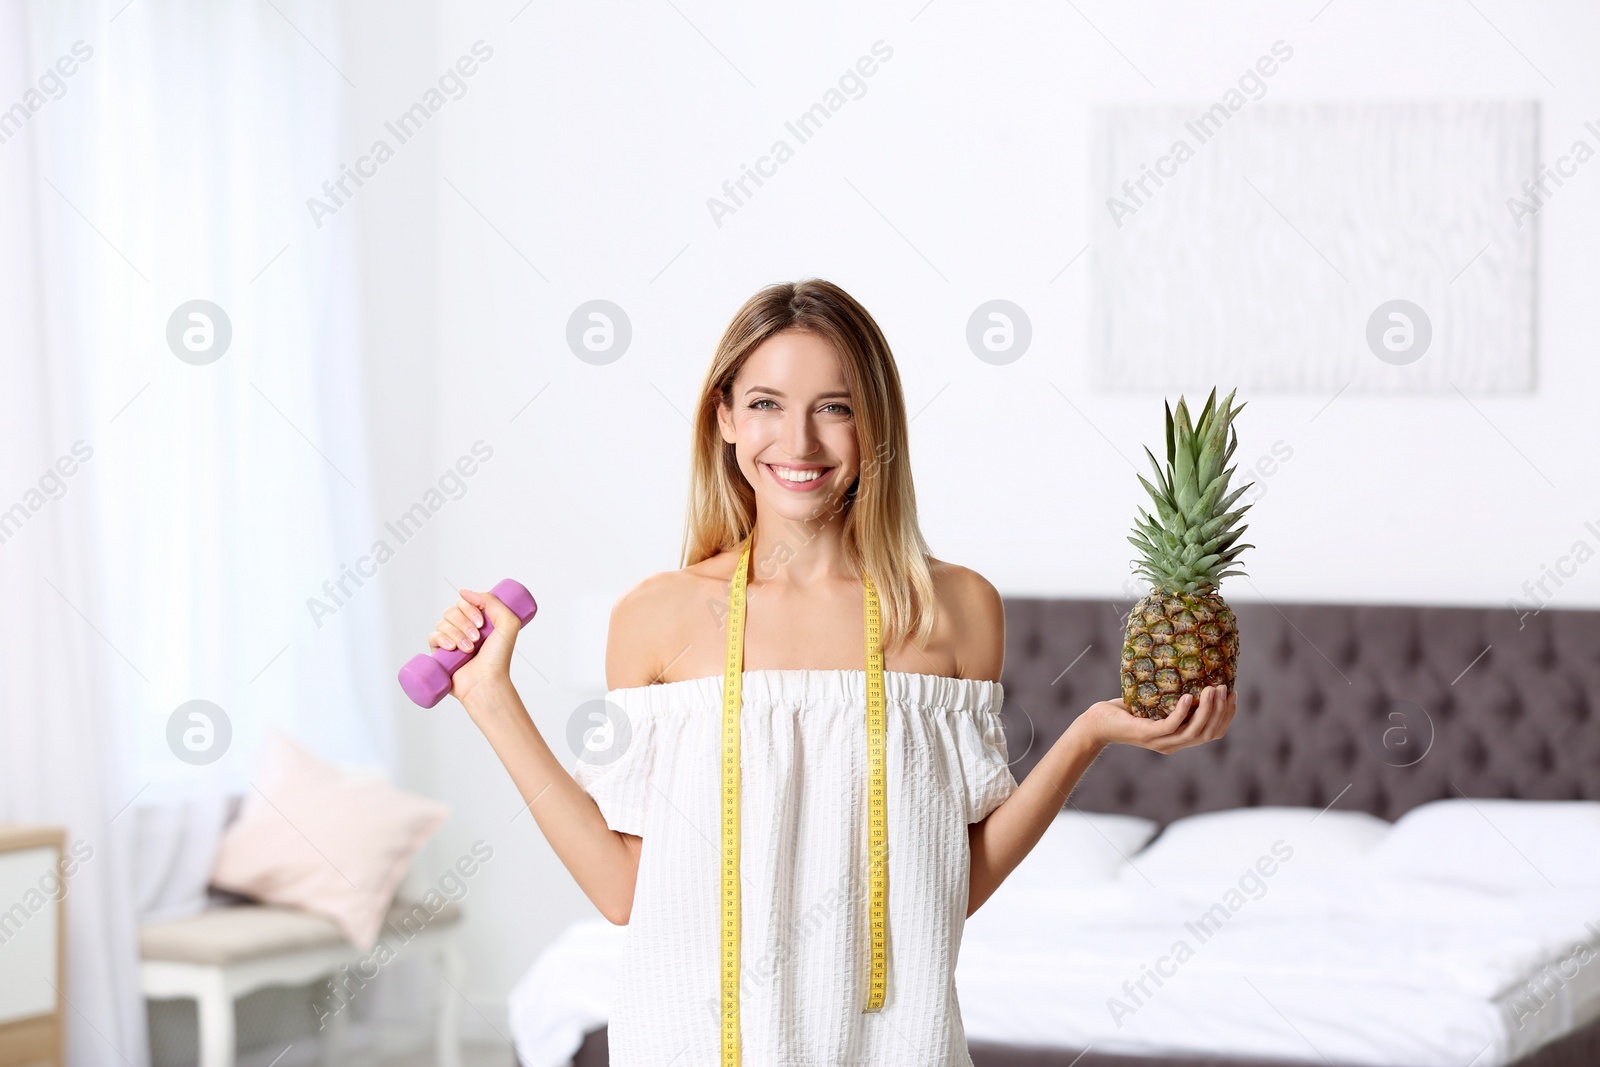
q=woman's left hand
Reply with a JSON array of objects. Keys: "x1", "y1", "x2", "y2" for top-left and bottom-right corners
[{"x1": 1075, "y1": 685, "x2": 1236, "y2": 755}]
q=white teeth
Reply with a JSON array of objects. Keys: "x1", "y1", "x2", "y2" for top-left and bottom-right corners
[{"x1": 769, "y1": 464, "x2": 824, "y2": 483}]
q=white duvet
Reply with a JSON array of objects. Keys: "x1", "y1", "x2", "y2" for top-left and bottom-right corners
[
  {"x1": 509, "y1": 857, "x2": 1600, "y2": 1067},
  {"x1": 959, "y1": 872, "x2": 1600, "y2": 1066}
]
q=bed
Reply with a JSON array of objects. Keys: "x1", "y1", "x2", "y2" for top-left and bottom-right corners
[{"x1": 509, "y1": 595, "x2": 1600, "y2": 1067}]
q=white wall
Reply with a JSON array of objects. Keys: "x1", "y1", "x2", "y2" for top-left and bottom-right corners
[{"x1": 346, "y1": 0, "x2": 1599, "y2": 1028}]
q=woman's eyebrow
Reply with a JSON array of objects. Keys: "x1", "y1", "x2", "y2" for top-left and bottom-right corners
[{"x1": 746, "y1": 386, "x2": 852, "y2": 399}]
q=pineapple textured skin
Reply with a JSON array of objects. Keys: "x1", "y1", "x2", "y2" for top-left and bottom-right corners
[{"x1": 1120, "y1": 590, "x2": 1239, "y2": 718}]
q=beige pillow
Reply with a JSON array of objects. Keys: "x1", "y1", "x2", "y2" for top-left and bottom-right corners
[{"x1": 210, "y1": 730, "x2": 450, "y2": 950}]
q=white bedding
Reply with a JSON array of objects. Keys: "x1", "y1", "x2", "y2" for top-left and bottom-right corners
[
  {"x1": 508, "y1": 829, "x2": 1600, "y2": 1067},
  {"x1": 959, "y1": 874, "x2": 1600, "y2": 1066}
]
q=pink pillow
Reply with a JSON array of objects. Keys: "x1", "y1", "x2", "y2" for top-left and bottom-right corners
[{"x1": 210, "y1": 730, "x2": 450, "y2": 950}]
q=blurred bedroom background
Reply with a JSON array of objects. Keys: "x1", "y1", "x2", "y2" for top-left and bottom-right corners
[{"x1": 1, "y1": 1, "x2": 1596, "y2": 1066}]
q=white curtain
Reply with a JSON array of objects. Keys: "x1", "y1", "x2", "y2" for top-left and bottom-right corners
[
  {"x1": 0, "y1": 12, "x2": 150, "y2": 1063},
  {"x1": 1, "y1": 2, "x2": 392, "y2": 1063}
]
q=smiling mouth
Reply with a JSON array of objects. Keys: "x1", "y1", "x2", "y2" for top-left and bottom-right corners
[{"x1": 763, "y1": 463, "x2": 833, "y2": 491}]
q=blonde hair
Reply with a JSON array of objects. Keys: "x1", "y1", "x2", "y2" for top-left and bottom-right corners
[{"x1": 680, "y1": 278, "x2": 937, "y2": 651}]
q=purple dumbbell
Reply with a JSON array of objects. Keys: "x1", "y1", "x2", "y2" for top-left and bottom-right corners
[{"x1": 398, "y1": 579, "x2": 538, "y2": 708}]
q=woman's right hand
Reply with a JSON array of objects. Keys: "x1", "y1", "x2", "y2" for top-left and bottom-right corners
[
  {"x1": 1074, "y1": 685, "x2": 1234, "y2": 755},
  {"x1": 427, "y1": 587, "x2": 522, "y2": 707}
]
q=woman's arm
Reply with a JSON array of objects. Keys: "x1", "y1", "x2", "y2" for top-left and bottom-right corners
[
  {"x1": 966, "y1": 713, "x2": 1104, "y2": 918},
  {"x1": 432, "y1": 588, "x2": 643, "y2": 925},
  {"x1": 966, "y1": 686, "x2": 1235, "y2": 917},
  {"x1": 948, "y1": 570, "x2": 1238, "y2": 917}
]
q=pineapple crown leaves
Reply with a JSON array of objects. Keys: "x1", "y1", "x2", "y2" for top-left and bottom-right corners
[{"x1": 1127, "y1": 387, "x2": 1258, "y2": 593}]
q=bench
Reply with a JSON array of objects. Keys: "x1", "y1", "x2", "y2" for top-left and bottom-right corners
[{"x1": 139, "y1": 897, "x2": 463, "y2": 1067}]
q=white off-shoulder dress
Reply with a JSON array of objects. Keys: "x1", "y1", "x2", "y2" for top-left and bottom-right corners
[{"x1": 570, "y1": 668, "x2": 1018, "y2": 1067}]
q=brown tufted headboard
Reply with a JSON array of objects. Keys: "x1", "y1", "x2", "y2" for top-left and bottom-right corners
[{"x1": 998, "y1": 597, "x2": 1600, "y2": 825}]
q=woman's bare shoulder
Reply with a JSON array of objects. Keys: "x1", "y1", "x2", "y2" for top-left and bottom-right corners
[
  {"x1": 605, "y1": 550, "x2": 738, "y2": 690},
  {"x1": 925, "y1": 557, "x2": 1006, "y2": 683}
]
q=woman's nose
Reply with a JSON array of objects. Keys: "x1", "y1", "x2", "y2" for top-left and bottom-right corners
[{"x1": 781, "y1": 411, "x2": 819, "y2": 454}]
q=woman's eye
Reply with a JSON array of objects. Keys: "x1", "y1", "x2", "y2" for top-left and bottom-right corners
[
  {"x1": 750, "y1": 398, "x2": 777, "y2": 410},
  {"x1": 823, "y1": 403, "x2": 851, "y2": 415}
]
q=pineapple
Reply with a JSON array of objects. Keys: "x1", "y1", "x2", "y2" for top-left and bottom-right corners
[{"x1": 1121, "y1": 388, "x2": 1254, "y2": 719}]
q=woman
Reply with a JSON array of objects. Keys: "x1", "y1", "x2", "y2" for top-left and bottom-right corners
[{"x1": 426, "y1": 278, "x2": 1235, "y2": 1066}]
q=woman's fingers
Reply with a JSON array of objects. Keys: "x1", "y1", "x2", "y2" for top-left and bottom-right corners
[
  {"x1": 1146, "y1": 686, "x2": 1215, "y2": 752},
  {"x1": 1159, "y1": 692, "x2": 1195, "y2": 733},
  {"x1": 1203, "y1": 688, "x2": 1235, "y2": 741},
  {"x1": 420, "y1": 589, "x2": 494, "y2": 654},
  {"x1": 434, "y1": 621, "x2": 468, "y2": 652},
  {"x1": 444, "y1": 605, "x2": 478, "y2": 640},
  {"x1": 1187, "y1": 686, "x2": 1219, "y2": 737},
  {"x1": 1129, "y1": 694, "x2": 1190, "y2": 753},
  {"x1": 1190, "y1": 687, "x2": 1221, "y2": 739},
  {"x1": 456, "y1": 592, "x2": 484, "y2": 628},
  {"x1": 1211, "y1": 689, "x2": 1238, "y2": 739},
  {"x1": 443, "y1": 607, "x2": 479, "y2": 649},
  {"x1": 1158, "y1": 694, "x2": 1196, "y2": 742},
  {"x1": 463, "y1": 588, "x2": 520, "y2": 638},
  {"x1": 1179, "y1": 685, "x2": 1228, "y2": 747},
  {"x1": 420, "y1": 589, "x2": 514, "y2": 658},
  {"x1": 434, "y1": 600, "x2": 483, "y2": 652}
]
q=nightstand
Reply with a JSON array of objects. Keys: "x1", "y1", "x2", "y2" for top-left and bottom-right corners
[{"x1": 0, "y1": 825, "x2": 66, "y2": 1067}]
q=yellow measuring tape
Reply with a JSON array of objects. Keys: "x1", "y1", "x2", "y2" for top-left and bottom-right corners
[{"x1": 721, "y1": 538, "x2": 887, "y2": 1066}]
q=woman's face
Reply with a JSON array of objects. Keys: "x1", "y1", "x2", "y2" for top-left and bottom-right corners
[{"x1": 716, "y1": 329, "x2": 861, "y2": 526}]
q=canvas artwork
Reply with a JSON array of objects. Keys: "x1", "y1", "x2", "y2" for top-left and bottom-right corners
[{"x1": 1090, "y1": 100, "x2": 1538, "y2": 393}]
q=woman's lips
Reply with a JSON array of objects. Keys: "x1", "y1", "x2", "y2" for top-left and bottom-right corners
[{"x1": 763, "y1": 462, "x2": 832, "y2": 492}]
